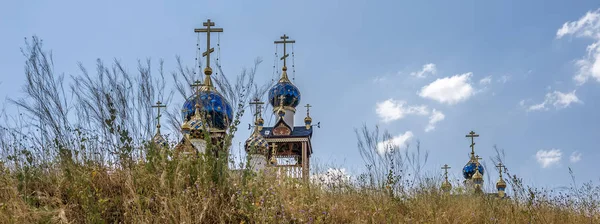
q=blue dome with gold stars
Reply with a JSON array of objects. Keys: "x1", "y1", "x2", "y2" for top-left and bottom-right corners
[
  {"x1": 181, "y1": 90, "x2": 233, "y2": 130},
  {"x1": 462, "y1": 161, "x2": 484, "y2": 179},
  {"x1": 268, "y1": 81, "x2": 301, "y2": 109}
]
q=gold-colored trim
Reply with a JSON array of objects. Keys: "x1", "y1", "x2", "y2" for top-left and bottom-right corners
[{"x1": 265, "y1": 138, "x2": 309, "y2": 143}]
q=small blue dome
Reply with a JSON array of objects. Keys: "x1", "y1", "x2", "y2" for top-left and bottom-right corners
[
  {"x1": 462, "y1": 161, "x2": 484, "y2": 179},
  {"x1": 268, "y1": 82, "x2": 301, "y2": 108},
  {"x1": 182, "y1": 90, "x2": 233, "y2": 130}
]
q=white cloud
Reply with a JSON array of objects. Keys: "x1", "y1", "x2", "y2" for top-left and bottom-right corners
[
  {"x1": 557, "y1": 9, "x2": 600, "y2": 85},
  {"x1": 311, "y1": 168, "x2": 352, "y2": 188},
  {"x1": 527, "y1": 90, "x2": 582, "y2": 111},
  {"x1": 373, "y1": 76, "x2": 387, "y2": 83},
  {"x1": 536, "y1": 149, "x2": 562, "y2": 168},
  {"x1": 479, "y1": 76, "x2": 492, "y2": 85},
  {"x1": 497, "y1": 75, "x2": 511, "y2": 83},
  {"x1": 418, "y1": 72, "x2": 474, "y2": 105},
  {"x1": 410, "y1": 63, "x2": 437, "y2": 78},
  {"x1": 375, "y1": 99, "x2": 446, "y2": 132},
  {"x1": 425, "y1": 109, "x2": 445, "y2": 132},
  {"x1": 376, "y1": 131, "x2": 413, "y2": 155},
  {"x1": 570, "y1": 151, "x2": 582, "y2": 163},
  {"x1": 375, "y1": 99, "x2": 428, "y2": 123}
]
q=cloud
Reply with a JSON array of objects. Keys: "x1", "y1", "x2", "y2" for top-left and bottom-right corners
[
  {"x1": 425, "y1": 109, "x2": 445, "y2": 132},
  {"x1": 375, "y1": 99, "x2": 428, "y2": 123},
  {"x1": 376, "y1": 131, "x2": 414, "y2": 155},
  {"x1": 311, "y1": 168, "x2": 352, "y2": 188},
  {"x1": 536, "y1": 149, "x2": 562, "y2": 168},
  {"x1": 556, "y1": 9, "x2": 600, "y2": 85},
  {"x1": 570, "y1": 151, "x2": 582, "y2": 163},
  {"x1": 527, "y1": 90, "x2": 582, "y2": 111},
  {"x1": 410, "y1": 63, "x2": 437, "y2": 78},
  {"x1": 375, "y1": 99, "x2": 446, "y2": 131},
  {"x1": 418, "y1": 72, "x2": 474, "y2": 105},
  {"x1": 497, "y1": 75, "x2": 511, "y2": 84},
  {"x1": 479, "y1": 76, "x2": 492, "y2": 85},
  {"x1": 373, "y1": 76, "x2": 387, "y2": 83}
]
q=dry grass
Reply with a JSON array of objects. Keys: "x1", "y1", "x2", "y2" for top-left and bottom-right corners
[{"x1": 0, "y1": 149, "x2": 598, "y2": 224}]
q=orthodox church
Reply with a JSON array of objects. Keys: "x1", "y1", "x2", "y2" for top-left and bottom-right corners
[
  {"x1": 151, "y1": 19, "x2": 315, "y2": 182},
  {"x1": 244, "y1": 34, "x2": 316, "y2": 182},
  {"x1": 150, "y1": 19, "x2": 509, "y2": 193},
  {"x1": 440, "y1": 131, "x2": 508, "y2": 198}
]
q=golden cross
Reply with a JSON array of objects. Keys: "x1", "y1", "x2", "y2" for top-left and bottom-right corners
[
  {"x1": 441, "y1": 164, "x2": 451, "y2": 174},
  {"x1": 304, "y1": 104, "x2": 312, "y2": 116},
  {"x1": 270, "y1": 143, "x2": 278, "y2": 165},
  {"x1": 278, "y1": 95, "x2": 286, "y2": 108},
  {"x1": 441, "y1": 164, "x2": 451, "y2": 181},
  {"x1": 465, "y1": 131, "x2": 480, "y2": 158},
  {"x1": 496, "y1": 162, "x2": 505, "y2": 177},
  {"x1": 249, "y1": 98, "x2": 264, "y2": 120},
  {"x1": 274, "y1": 34, "x2": 296, "y2": 68},
  {"x1": 194, "y1": 19, "x2": 223, "y2": 70},
  {"x1": 152, "y1": 101, "x2": 167, "y2": 130},
  {"x1": 190, "y1": 80, "x2": 203, "y2": 96}
]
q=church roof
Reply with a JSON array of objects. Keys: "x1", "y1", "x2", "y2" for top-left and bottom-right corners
[{"x1": 260, "y1": 126, "x2": 313, "y2": 138}]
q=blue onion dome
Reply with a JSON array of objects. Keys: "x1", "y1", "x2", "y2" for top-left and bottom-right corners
[
  {"x1": 245, "y1": 131, "x2": 268, "y2": 154},
  {"x1": 462, "y1": 160, "x2": 484, "y2": 179},
  {"x1": 268, "y1": 68, "x2": 301, "y2": 109},
  {"x1": 181, "y1": 89, "x2": 233, "y2": 131}
]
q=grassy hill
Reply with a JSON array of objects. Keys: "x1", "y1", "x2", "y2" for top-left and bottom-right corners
[{"x1": 1, "y1": 148, "x2": 598, "y2": 223}]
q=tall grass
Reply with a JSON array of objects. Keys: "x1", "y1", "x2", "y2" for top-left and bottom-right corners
[{"x1": 1, "y1": 37, "x2": 599, "y2": 223}]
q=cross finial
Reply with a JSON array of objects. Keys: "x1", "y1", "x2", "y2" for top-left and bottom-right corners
[
  {"x1": 441, "y1": 164, "x2": 451, "y2": 178},
  {"x1": 191, "y1": 80, "x2": 203, "y2": 94},
  {"x1": 277, "y1": 95, "x2": 286, "y2": 108},
  {"x1": 194, "y1": 19, "x2": 223, "y2": 89},
  {"x1": 249, "y1": 98, "x2": 264, "y2": 119},
  {"x1": 496, "y1": 162, "x2": 506, "y2": 177},
  {"x1": 270, "y1": 143, "x2": 278, "y2": 165},
  {"x1": 465, "y1": 131, "x2": 480, "y2": 159},
  {"x1": 274, "y1": 34, "x2": 296, "y2": 68},
  {"x1": 190, "y1": 80, "x2": 204, "y2": 108},
  {"x1": 304, "y1": 104, "x2": 312, "y2": 116},
  {"x1": 152, "y1": 101, "x2": 167, "y2": 132}
]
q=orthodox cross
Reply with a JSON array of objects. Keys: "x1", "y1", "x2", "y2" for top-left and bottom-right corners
[
  {"x1": 496, "y1": 162, "x2": 506, "y2": 177},
  {"x1": 304, "y1": 104, "x2": 312, "y2": 117},
  {"x1": 152, "y1": 101, "x2": 166, "y2": 132},
  {"x1": 249, "y1": 98, "x2": 264, "y2": 120},
  {"x1": 248, "y1": 98, "x2": 264, "y2": 130},
  {"x1": 441, "y1": 164, "x2": 451, "y2": 180},
  {"x1": 474, "y1": 155, "x2": 482, "y2": 170},
  {"x1": 278, "y1": 95, "x2": 286, "y2": 108},
  {"x1": 465, "y1": 131, "x2": 480, "y2": 158},
  {"x1": 191, "y1": 80, "x2": 203, "y2": 94},
  {"x1": 194, "y1": 19, "x2": 223, "y2": 70},
  {"x1": 274, "y1": 34, "x2": 295, "y2": 68},
  {"x1": 270, "y1": 143, "x2": 278, "y2": 165}
]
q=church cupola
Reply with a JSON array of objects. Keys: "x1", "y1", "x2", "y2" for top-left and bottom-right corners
[
  {"x1": 245, "y1": 99, "x2": 269, "y2": 172},
  {"x1": 462, "y1": 131, "x2": 485, "y2": 179},
  {"x1": 151, "y1": 101, "x2": 168, "y2": 148},
  {"x1": 304, "y1": 104, "x2": 312, "y2": 130},
  {"x1": 496, "y1": 162, "x2": 507, "y2": 198},
  {"x1": 472, "y1": 156, "x2": 484, "y2": 194},
  {"x1": 268, "y1": 34, "x2": 300, "y2": 128},
  {"x1": 441, "y1": 164, "x2": 452, "y2": 193},
  {"x1": 175, "y1": 19, "x2": 231, "y2": 156},
  {"x1": 181, "y1": 19, "x2": 232, "y2": 133}
]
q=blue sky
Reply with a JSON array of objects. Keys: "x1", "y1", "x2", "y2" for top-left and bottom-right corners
[{"x1": 1, "y1": 0, "x2": 599, "y2": 189}]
